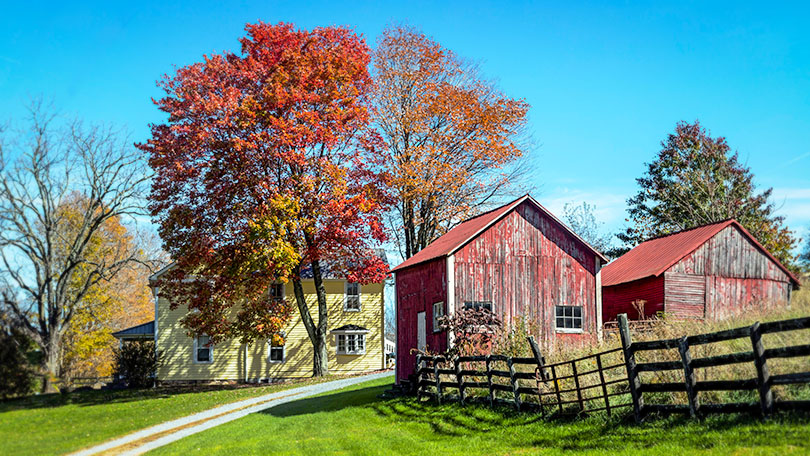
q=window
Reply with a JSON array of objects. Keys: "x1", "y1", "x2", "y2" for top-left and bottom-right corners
[
  {"x1": 344, "y1": 282, "x2": 361, "y2": 311},
  {"x1": 463, "y1": 301, "x2": 493, "y2": 312},
  {"x1": 194, "y1": 335, "x2": 213, "y2": 363},
  {"x1": 268, "y1": 336, "x2": 285, "y2": 363},
  {"x1": 555, "y1": 306, "x2": 583, "y2": 332},
  {"x1": 337, "y1": 334, "x2": 365, "y2": 355},
  {"x1": 432, "y1": 301, "x2": 444, "y2": 332},
  {"x1": 269, "y1": 283, "x2": 284, "y2": 302}
]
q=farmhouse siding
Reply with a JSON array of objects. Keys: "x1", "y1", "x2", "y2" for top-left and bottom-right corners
[
  {"x1": 602, "y1": 275, "x2": 664, "y2": 322},
  {"x1": 157, "y1": 280, "x2": 385, "y2": 382}
]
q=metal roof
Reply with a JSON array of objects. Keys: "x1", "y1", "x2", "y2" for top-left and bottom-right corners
[
  {"x1": 391, "y1": 195, "x2": 608, "y2": 273},
  {"x1": 601, "y1": 219, "x2": 800, "y2": 287},
  {"x1": 111, "y1": 321, "x2": 155, "y2": 339}
]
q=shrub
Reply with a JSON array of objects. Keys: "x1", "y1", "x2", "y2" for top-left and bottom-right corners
[
  {"x1": 0, "y1": 328, "x2": 35, "y2": 398},
  {"x1": 114, "y1": 341, "x2": 161, "y2": 388}
]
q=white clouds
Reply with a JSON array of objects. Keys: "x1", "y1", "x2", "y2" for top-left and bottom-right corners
[
  {"x1": 539, "y1": 186, "x2": 630, "y2": 233},
  {"x1": 771, "y1": 187, "x2": 810, "y2": 230}
]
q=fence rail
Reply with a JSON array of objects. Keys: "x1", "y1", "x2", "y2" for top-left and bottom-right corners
[{"x1": 414, "y1": 313, "x2": 810, "y2": 422}]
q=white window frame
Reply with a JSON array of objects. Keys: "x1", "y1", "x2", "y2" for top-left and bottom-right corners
[
  {"x1": 335, "y1": 331, "x2": 367, "y2": 355},
  {"x1": 344, "y1": 282, "x2": 361, "y2": 312},
  {"x1": 267, "y1": 336, "x2": 286, "y2": 363},
  {"x1": 432, "y1": 301, "x2": 444, "y2": 333},
  {"x1": 463, "y1": 300, "x2": 493, "y2": 312},
  {"x1": 193, "y1": 335, "x2": 213, "y2": 364},
  {"x1": 554, "y1": 305, "x2": 584, "y2": 333}
]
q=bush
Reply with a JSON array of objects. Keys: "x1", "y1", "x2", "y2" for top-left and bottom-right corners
[
  {"x1": 0, "y1": 328, "x2": 35, "y2": 398},
  {"x1": 114, "y1": 341, "x2": 161, "y2": 388}
]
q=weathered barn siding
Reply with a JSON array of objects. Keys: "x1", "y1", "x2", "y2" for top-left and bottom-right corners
[
  {"x1": 453, "y1": 201, "x2": 599, "y2": 345},
  {"x1": 395, "y1": 258, "x2": 447, "y2": 382},
  {"x1": 602, "y1": 275, "x2": 664, "y2": 322},
  {"x1": 670, "y1": 225, "x2": 790, "y2": 282},
  {"x1": 705, "y1": 276, "x2": 790, "y2": 320},
  {"x1": 663, "y1": 272, "x2": 705, "y2": 319}
]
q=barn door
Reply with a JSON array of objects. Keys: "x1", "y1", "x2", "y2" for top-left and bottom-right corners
[{"x1": 417, "y1": 311, "x2": 426, "y2": 351}]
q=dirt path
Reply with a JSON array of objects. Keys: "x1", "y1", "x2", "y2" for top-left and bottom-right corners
[{"x1": 70, "y1": 371, "x2": 394, "y2": 456}]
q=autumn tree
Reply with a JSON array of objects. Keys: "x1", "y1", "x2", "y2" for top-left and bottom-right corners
[
  {"x1": 372, "y1": 25, "x2": 530, "y2": 259},
  {"x1": 57, "y1": 195, "x2": 155, "y2": 382},
  {"x1": 0, "y1": 103, "x2": 149, "y2": 391},
  {"x1": 562, "y1": 202, "x2": 613, "y2": 255},
  {"x1": 618, "y1": 121, "x2": 798, "y2": 269},
  {"x1": 142, "y1": 22, "x2": 389, "y2": 376}
]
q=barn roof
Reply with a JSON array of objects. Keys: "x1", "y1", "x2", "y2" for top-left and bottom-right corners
[
  {"x1": 391, "y1": 195, "x2": 608, "y2": 273},
  {"x1": 602, "y1": 219, "x2": 800, "y2": 287}
]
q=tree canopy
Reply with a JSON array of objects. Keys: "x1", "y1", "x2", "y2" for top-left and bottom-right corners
[
  {"x1": 617, "y1": 121, "x2": 798, "y2": 270},
  {"x1": 142, "y1": 22, "x2": 389, "y2": 375},
  {"x1": 372, "y1": 25, "x2": 530, "y2": 260}
]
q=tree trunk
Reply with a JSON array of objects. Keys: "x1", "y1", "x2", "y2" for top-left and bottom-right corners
[
  {"x1": 41, "y1": 338, "x2": 61, "y2": 393},
  {"x1": 291, "y1": 259, "x2": 330, "y2": 378}
]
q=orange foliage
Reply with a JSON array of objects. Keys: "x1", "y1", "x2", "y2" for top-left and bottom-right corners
[{"x1": 372, "y1": 25, "x2": 530, "y2": 258}]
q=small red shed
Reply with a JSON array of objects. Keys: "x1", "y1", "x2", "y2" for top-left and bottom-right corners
[
  {"x1": 602, "y1": 219, "x2": 800, "y2": 323},
  {"x1": 391, "y1": 195, "x2": 608, "y2": 384}
]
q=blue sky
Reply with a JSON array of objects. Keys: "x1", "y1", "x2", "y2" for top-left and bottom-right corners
[{"x1": 2, "y1": 1, "x2": 809, "y2": 253}]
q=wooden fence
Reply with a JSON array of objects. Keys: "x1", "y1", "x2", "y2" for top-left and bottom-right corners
[
  {"x1": 414, "y1": 313, "x2": 810, "y2": 422},
  {"x1": 620, "y1": 313, "x2": 810, "y2": 422}
]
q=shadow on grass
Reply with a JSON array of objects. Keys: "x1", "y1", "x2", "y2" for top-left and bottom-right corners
[
  {"x1": 0, "y1": 382, "x2": 284, "y2": 412},
  {"x1": 261, "y1": 383, "x2": 392, "y2": 418},
  {"x1": 369, "y1": 395, "x2": 810, "y2": 452}
]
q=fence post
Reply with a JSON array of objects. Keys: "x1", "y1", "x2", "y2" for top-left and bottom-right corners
[
  {"x1": 415, "y1": 354, "x2": 424, "y2": 399},
  {"x1": 527, "y1": 335, "x2": 547, "y2": 380},
  {"x1": 678, "y1": 336, "x2": 699, "y2": 418},
  {"x1": 596, "y1": 353, "x2": 611, "y2": 416},
  {"x1": 455, "y1": 357, "x2": 465, "y2": 404},
  {"x1": 550, "y1": 364, "x2": 562, "y2": 414},
  {"x1": 571, "y1": 360, "x2": 584, "y2": 413},
  {"x1": 486, "y1": 354, "x2": 494, "y2": 408},
  {"x1": 750, "y1": 322, "x2": 774, "y2": 418},
  {"x1": 433, "y1": 357, "x2": 442, "y2": 405},
  {"x1": 507, "y1": 356, "x2": 521, "y2": 410},
  {"x1": 618, "y1": 313, "x2": 644, "y2": 422}
]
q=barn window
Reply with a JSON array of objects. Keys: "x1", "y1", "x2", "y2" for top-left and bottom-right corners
[
  {"x1": 344, "y1": 282, "x2": 361, "y2": 311},
  {"x1": 463, "y1": 301, "x2": 493, "y2": 312},
  {"x1": 432, "y1": 302, "x2": 444, "y2": 332},
  {"x1": 555, "y1": 306, "x2": 583, "y2": 332}
]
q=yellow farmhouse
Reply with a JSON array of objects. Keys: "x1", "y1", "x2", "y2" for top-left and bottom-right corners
[{"x1": 115, "y1": 263, "x2": 387, "y2": 383}]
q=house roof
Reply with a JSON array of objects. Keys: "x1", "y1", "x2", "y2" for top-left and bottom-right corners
[
  {"x1": 331, "y1": 324, "x2": 369, "y2": 333},
  {"x1": 391, "y1": 195, "x2": 608, "y2": 273},
  {"x1": 112, "y1": 320, "x2": 155, "y2": 339},
  {"x1": 601, "y1": 219, "x2": 800, "y2": 287}
]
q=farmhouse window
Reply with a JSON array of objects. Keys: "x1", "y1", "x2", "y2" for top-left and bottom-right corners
[
  {"x1": 432, "y1": 302, "x2": 444, "y2": 332},
  {"x1": 463, "y1": 301, "x2": 493, "y2": 312},
  {"x1": 344, "y1": 282, "x2": 361, "y2": 311},
  {"x1": 337, "y1": 334, "x2": 365, "y2": 355},
  {"x1": 194, "y1": 335, "x2": 213, "y2": 363},
  {"x1": 269, "y1": 283, "x2": 284, "y2": 302},
  {"x1": 268, "y1": 337, "x2": 285, "y2": 363},
  {"x1": 555, "y1": 306, "x2": 583, "y2": 331}
]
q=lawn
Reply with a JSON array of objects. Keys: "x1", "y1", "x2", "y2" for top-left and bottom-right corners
[
  {"x1": 151, "y1": 377, "x2": 810, "y2": 456},
  {"x1": 0, "y1": 375, "x2": 361, "y2": 456}
]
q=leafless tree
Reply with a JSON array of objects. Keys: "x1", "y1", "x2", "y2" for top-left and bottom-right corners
[{"x1": 0, "y1": 102, "x2": 150, "y2": 391}]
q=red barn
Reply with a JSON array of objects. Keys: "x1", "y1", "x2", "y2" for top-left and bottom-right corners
[
  {"x1": 391, "y1": 195, "x2": 608, "y2": 384},
  {"x1": 602, "y1": 219, "x2": 800, "y2": 323}
]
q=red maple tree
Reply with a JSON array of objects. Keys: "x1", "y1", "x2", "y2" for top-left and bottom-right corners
[{"x1": 140, "y1": 22, "x2": 389, "y2": 375}]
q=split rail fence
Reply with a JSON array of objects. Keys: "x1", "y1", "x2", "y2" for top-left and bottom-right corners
[{"x1": 414, "y1": 313, "x2": 810, "y2": 422}]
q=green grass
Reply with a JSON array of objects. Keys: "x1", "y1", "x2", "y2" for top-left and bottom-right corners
[
  {"x1": 151, "y1": 377, "x2": 810, "y2": 456},
  {"x1": 0, "y1": 375, "x2": 355, "y2": 456}
]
